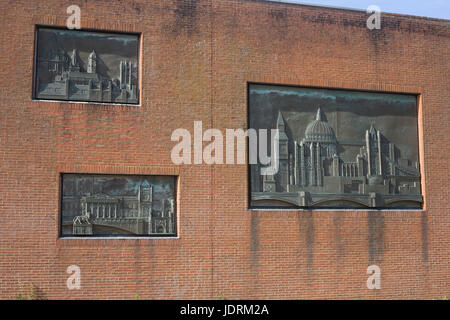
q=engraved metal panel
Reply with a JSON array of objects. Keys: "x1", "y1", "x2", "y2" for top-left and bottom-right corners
[
  {"x1": 249, "y1": 84, "x2": 422, "y2": 209},
  {"x1": 34, "y1": 27, "x2": 139, "y2": 104},
  {"x1": 61, "y1": 174, "x2": 176, "y2": 236}
]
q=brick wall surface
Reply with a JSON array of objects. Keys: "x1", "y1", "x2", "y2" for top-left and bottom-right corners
[{"x1": 0, "y1": 0, "x2": 449, "y2": 299}]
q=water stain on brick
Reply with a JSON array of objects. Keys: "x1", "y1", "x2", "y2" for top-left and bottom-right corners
[
  {"x1": 269, "y1": 8, "x2": 287, "y2": 21},
  {"x1": 131, "y1": 2, "x2": 141, "y2": 14},
  {"x1": 298, "y1": 10, "x2": 449, "y2": 38},
  {"x1": 61, "y1": 107, "x2": 73, "y2": 140},
  {"x1": 33, "y1": 285, "x2": 46, "y2": 300},
  {"x1": 134, "y1": 240, "x2": 142, "y2": 292},
  {"x1": 367, "y1": 28, "x2": 389, "y2": 54},
  {"x1": 250, "y1": 213, "x2": 259, "y2": 264},
  {"x1": 342, "y1": 18, "x2": 365, "y2": 28},
  {"x1": 367, "y1": 211, "x2": 384, "y2": 264},
  {"x1": 250, "y1": 213, "x2": 259, "y2": 297},
  {"x1": 298, "y1": 211, "x2": 314, "y2": 271},
  {"x1": 397, "y1": 19, "x2": 450, "y2": 38},
  {"x1": 300, "y1": 12, "x2": 336, "y2": 26},
  {"x1": 171, "y1": 0, "x2": 198, "y2": 36},
  {"x1": 333, "y1": 213, "x2": 344, "y2": 259},
  {"x1": 269, "y1": 8, "x2": 289, "y2": 39},
  {"x1": 421, "y1": 212, "x2": 429, "y2": 263}
]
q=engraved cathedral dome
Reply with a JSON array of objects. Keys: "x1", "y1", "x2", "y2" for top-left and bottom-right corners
[{"x1": 304, "y1": 108, "x2": 337, "y2": 144}]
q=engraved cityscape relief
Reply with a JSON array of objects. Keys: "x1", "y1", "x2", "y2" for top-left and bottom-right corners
[
  {"x1": 249, "y1": 84, "x2": 423, "y2": 209},
  {"x1": 61, "y1": 175, "x2": 176, "y2": 236},
  {"x1": 34, "y1": 28, "x2": 139, "y2": 104}
]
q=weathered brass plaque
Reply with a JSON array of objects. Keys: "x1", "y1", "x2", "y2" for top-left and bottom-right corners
[
  {"x1": 34, "y1": 27, "x2": 139, "y2": 104},
  {"x1": 61, "y1": 174, "x2": 176, "y2": 236}
]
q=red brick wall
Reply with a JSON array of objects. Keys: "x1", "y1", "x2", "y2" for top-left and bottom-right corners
[{"x1": 0, "y1": 0, "x2": 448, "y2": 299}]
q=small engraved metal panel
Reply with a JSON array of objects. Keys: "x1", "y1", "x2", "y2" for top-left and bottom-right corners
[
  {"x1": 34, "y1": 27, "x2": 139, "y2": 104},
  {"x1": 61, "y1": 174, "x2": 176, "y2": 236},
  {"x1": 249, "y1": 84, "x2": 422, "y2": 209}
]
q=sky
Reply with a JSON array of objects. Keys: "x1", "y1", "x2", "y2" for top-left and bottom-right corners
[{"x1": 268, "y1": 0, "x2": 450, "y2": 20}]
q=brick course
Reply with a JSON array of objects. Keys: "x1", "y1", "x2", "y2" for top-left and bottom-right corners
[{"x1": 0, "y1": 0, "x2": 449, "y2": 299}]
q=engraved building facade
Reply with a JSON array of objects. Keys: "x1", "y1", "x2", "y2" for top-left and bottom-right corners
[
  {"x1": 34, "y1": 28, "x2": 139, "y2": 104},
  {"x1": 253, "y1": 107, "x2": 422, "y2": 208}
]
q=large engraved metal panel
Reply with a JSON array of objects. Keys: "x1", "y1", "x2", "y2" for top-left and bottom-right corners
[
  {"x1": 61, "y1": 174, "x2": 176, "y2": 236},
  {"x1": 249, "y1": 84, "x2": 422, "y2": 209},
  {"x1": 34, "y1": 27, "x2": 139, "y2": 104}
]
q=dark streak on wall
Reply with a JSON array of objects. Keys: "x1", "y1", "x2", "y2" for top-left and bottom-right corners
[{"x1": 368, "y1": 211, "x2": 385, "y2": 264}]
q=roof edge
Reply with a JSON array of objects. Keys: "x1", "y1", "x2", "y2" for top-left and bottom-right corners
[{"x1": 249, "y1": 0, "x2": 450, "y2": 24}]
